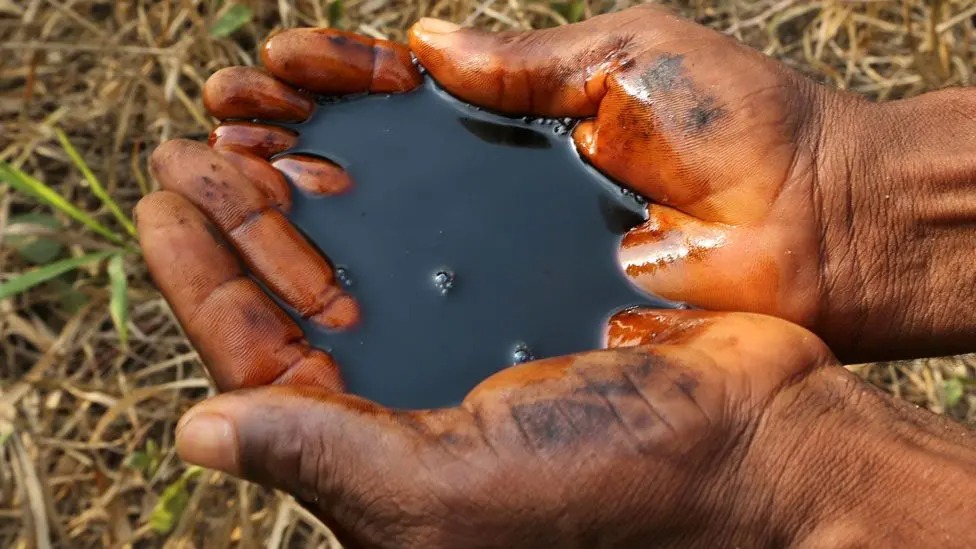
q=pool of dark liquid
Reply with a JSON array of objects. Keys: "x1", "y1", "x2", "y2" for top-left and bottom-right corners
[{"x1": 274, "y1": 77, "x2": 678, "y2": 409}]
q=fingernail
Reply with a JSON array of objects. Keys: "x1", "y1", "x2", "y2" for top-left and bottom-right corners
[
  {"x1": 417, "y1": 17, "x2": 461, "y2": 34},
  {"x1": 176, "y1": 412, "x2": 239, "y2": 474}
]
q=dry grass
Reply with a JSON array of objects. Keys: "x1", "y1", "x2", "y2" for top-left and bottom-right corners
[{"x1": 1, "y1": 0, "x2": 975, "y2": 547}]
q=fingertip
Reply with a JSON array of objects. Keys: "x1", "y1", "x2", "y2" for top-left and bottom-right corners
[
  {"x1": 135, "y1": 191, "x2": 206, "y2": 249},
  {"x1": 133, "y1": 190, "x2": 171, "y2": 231},
  {"x1": 272, "y1": 154, "x2": 353, "y2": 196},
  {"x1": 605, "y1": 308, "x2": 715, "y2": 348},
  {"x1": 176, "y1": 408, "x2": 240, "y2": 474},
  {"x1": 573, "y1": 120, "x2": 599, "y2": 160},
  {"x1": 262, "y1": 28, "x2": 420, "y2": 95},
  {"x1": 149, "y1": 138, "x2": 203, "y2": 180},
  {"x1": 372, "y1": 39, "x2": 424, "y2": 93},
  {"x1": 414, "y1": 17, "x2": 462, "y2": 35},
  {"x1": 210, "y1": 122, "x2": 297, "y2": 159},
  {"x1": 204, "y1": 66, "x2": 314, "y2": 122},
  {"x1": 408, "y1": 18, "x2": 465, "y2": 58},
  {"x1": 311, "y1": 291, "x2": 361, "y2": 330},
  {"x1": 271, "y1": 350, "x2": 344, "y2": 391}
]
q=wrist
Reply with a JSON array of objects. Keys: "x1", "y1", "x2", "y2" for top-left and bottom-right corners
[
  {"x1": 760, "y1": 366, "x2": 976, "y2": 546},
  {"x1": 813, "y1": 86, "x2": 976, "y2": 360}
]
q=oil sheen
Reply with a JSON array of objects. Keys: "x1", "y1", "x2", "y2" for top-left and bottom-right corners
[{"x1": 277, "y1": 78, "x2": 675, "y2": 409}]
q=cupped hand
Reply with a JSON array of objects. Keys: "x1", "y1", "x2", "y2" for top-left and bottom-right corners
[{"x1": 197, "y1": 6, "x2": 976, "y2": 361}]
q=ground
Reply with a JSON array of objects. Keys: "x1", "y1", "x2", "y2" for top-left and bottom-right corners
[{"x1": 1, "y1": 0, "x2": 975, "y2": 547}]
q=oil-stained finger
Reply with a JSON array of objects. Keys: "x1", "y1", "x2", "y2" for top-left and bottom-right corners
[
  {"x1": 135, "y1": 190, "x2": 344, "y2": 391},
  {"x1": 216, "y1": 146, "x2": 293, "y2": 211},
  {"x1": 261, "y1": 28, "x2": 422, "y2": 95},
  {"x1": 272, "y1": 154, "x2": 353, "y2": 196},
  {"x1": 150, "y1": 139, "x2": 360, "y2": 330},
  {"x1": 204, "y1": 66, "x2": 315, "y2": 122},
  {"x1": 209, "y1": 122, "x2": 297, "y2": 159},
  {"x1": 616, "y1": 204, "x2": 817, "y2": 325}
]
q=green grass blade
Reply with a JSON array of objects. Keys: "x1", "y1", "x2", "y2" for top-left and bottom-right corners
[
  {"x1": 150, "y1": 466, "x2": 202, "y2": 534},
  {"x1": 0, "y1": 162, "x2": 125, "y2": 245},
  {"x1": 210, "y1": 4, "x2": 253, "y2": 38},
  {"x1": 329, "y1": 0, "x2": 344, "y2": 25},
  {"x1": 55, "y1": 129, "x2": 137, "y2": 238},
  {"x1": 0, "y1": 250, "x2": 114, "y2": 300},
  {"x1": 107, "y1": 254, "x2": 129, "y2": 345},
  {"x1": 944, "y1": 378, "x2": 964, "y2": 408}
]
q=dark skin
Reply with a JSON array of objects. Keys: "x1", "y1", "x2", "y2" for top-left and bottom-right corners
[{"x1": 135, "y1": 6, "x2": 976, "y2": 547}]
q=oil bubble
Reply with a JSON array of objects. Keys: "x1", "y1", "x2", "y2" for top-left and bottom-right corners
[
  {"x1": 433, "y1": 269, "x2": 455, "y2": 295},
  {"x1": 336, "y1": 266, "x2": 353, "y2": 287},
  {"x1": 512, "y1": 343, "x2": 535, "y2": 364}
]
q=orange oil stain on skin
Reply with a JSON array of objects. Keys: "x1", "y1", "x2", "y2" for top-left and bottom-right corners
[
  {"x1": 209, "y1": 122, "x2": 298, "y2": 159},
  {"x1": 203, "y1": 67, "x2": 314, "y2": 123},
  {"x1": 606, "y1": 309, "x2": 712, "y2": 347},
  {"x1": 619, "y1": 210, "x2": 727, "y2": 277},
  {"x1": 261, "y1": 28, "x2": 422, "y2": 95},
  {"x1": 272, "y1": 154, "x2": 353, "y2": 196},
  {"x1": 574, "y1": 99, "x2": 715, "y2": 215}
]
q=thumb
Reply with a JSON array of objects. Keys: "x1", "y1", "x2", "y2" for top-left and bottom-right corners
[
  {"x1": 176, "y1": 388, "x2": 394, "y2": 497},
  {"x1": 408, "y1": 10, "x2": 656, "y2": 117},
  {"x1": 175, "y1": 388, "x2": 474, "y2": 523}
]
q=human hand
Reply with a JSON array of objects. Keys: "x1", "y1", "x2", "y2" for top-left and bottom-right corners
[{"x1": 201, "y1": 6, "x2": 976, "y2": 361}]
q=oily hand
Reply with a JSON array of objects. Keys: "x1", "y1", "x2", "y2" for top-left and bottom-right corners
[{"x1": 171, "y1": 308, "x2": 844, "y2": 548}]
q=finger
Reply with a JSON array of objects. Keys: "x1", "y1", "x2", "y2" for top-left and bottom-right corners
[
  {"x1": 204, "y1": 66, "x2": 314, "y2": 123},
  {"x1": 209, "y1": 122, "x2": 297, "y2": 159},
  {"x1": 272, "y1": 154, "x2": 353, "y2": 196},
  {"x1": 615, "y1": 204, "x2": 819, "y2": 325},
  {"x1": 261, "y1": 28, "x2": 422, "y2": 95},
  {"x1": 135, "y1": 191, "x2": 343, "y2": 391},
  {"x1": 216, "y1": 146, "x2": 292, "y2": 211},
  {"x1": 149, "y1": 139, "x2": 360, "y2": 329},
  {"x1": 408, "y1": 8, "x2": 673, "y2": 117},
  {"x1": 174, "y1": 386, "x2": 479, "y2": 546}
]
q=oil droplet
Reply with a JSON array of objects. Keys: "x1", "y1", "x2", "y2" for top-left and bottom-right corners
[
  {"x1": 336, "y1": 266, "x2": 353, "y2": 287},
  {"x1": 433, "y1": 269, "x2": 455, "y2": 295},
  {"x1": 512, "y1": 343, "x2": 535, "y2": 364}
]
